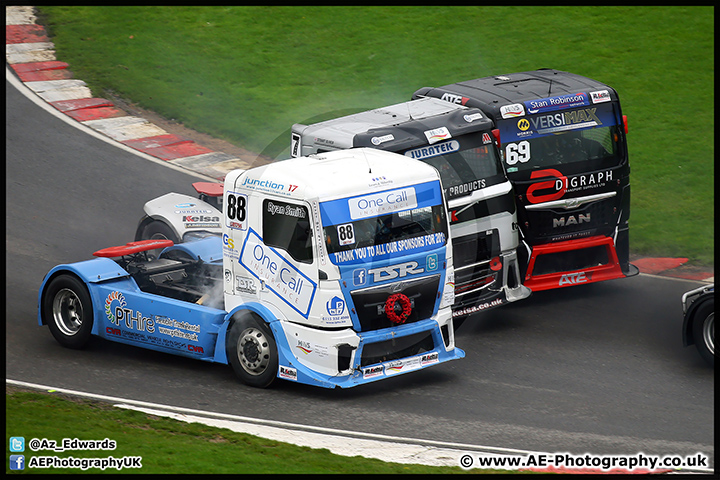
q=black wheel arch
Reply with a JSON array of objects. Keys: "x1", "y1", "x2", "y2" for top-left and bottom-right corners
[{"x1": 683, "y1": 293, "x2": 714, "y2": 347}]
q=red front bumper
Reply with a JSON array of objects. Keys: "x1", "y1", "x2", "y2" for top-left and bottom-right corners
[{"x1": 524, "y1": 235, "x2": 627, "y2": 292}]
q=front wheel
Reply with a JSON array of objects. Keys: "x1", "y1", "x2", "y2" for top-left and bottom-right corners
[
  {"x1": 227, "y1": 314, "x2": 279, "y2": 388},
  {"x1": 42, "y1": 274, "x2": 94, "y2": 349},
  {"x1": 692, "y1": 301, "x2": 714, "y2": 366}
]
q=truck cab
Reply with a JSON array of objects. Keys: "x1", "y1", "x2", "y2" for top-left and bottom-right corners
[
  {"x1": 414, "y1": 69, "x2": 638, "y2": 291},
  {"x1": 39, "y1": 148, "x2": 463, "y2": 389},
  {"x1": 221, "y1": 148, "x2": 463, "y2": 387},
  {"x1": 291, "y1": 97, "x2": 530, "y2": 319}
]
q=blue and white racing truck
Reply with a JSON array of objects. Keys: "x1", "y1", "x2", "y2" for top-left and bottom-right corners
[{"x1": 39, "y1": 148, "x2": 464, "y2": 388}]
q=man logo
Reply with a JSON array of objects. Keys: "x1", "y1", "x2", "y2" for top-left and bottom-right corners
[{"x1": 517, "y1": 118, "x2": 530, "y2": 131}]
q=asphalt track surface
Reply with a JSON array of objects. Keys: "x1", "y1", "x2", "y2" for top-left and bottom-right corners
[{"x1": 6, "y1": 69, "x2": 715, "y2": 470}]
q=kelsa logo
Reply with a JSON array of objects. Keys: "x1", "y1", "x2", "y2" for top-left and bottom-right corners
[{"x1": 105, "y1": 291, "x2": 127, "y2": 323}]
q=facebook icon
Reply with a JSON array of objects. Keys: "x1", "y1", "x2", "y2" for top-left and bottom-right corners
[
  {"x1": 352, "y1": 268, "x2": 367, "y2": 286},
  {"x1": 10, "y1": 455, "x2": 25, "y2": 470}
]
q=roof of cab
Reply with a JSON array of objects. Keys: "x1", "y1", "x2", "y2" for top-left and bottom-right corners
[
  {"x1": 293, "y1": 97, "x2": 493, "y2": 150},
  {"x1": 231, "y1": 148, "x2": 442, "y2": 203},
  {"x1": 415, "y1": 69, "x2": 618, "y2": 117}
]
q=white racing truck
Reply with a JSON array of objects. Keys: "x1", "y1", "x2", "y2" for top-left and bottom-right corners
[
  {"x1": 41, "y1": 148, "x2": 463, "y2": 388},
  {"x1": 290, "y1": 98, "x2": 531, "y2": 319}
]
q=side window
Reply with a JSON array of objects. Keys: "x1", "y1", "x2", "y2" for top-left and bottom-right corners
[{"x1": 262, "y1": 199, "x2": 313, "y2": 264}]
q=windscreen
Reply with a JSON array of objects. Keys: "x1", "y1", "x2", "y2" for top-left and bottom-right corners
[
  {"x1": 498, "y1": 102, "x2": 625, "y2": 178},
  {"x1": 401, "y1": 131, "x2": 506, "y2": 201},
  {"x1": 319, "y1": 181, "x2": 448, "y2": 264},
  {"x1": 324, "y1": 204, "x2": 447, "y2": 255}
]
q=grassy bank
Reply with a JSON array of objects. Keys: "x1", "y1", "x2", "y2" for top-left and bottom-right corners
[
  {"x1": 5, "y1": 389, "x2": 510, "y2": 474},
  {"x1": 34, "y1": 6, "x2": 714, "y2": 265}
]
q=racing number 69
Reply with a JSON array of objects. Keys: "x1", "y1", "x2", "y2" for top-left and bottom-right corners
[{"x1": 505, "y1": 141, "x2": 530, "y2": 166}]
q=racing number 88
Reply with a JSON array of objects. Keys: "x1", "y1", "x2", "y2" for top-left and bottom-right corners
[
  {"x1": 337, "y1": 223, "x2": 355, "y2": 246},
  {"x1": 227, "y1": 194, "x2": 246, "y2": 221}
]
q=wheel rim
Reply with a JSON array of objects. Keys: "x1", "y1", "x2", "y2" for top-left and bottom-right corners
[
  {"x1": 703, "y1": 312, "x2": 714, "y2": 355},
  {"x1": 237, "y1": 327, "x2": 271, "y2": 375},
  {"x1": 52, "y1": 288, "x2": 84, "y2": 336}
]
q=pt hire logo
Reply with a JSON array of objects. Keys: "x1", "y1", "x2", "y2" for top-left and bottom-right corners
[{"x1": 105, "y1": 291, "x2": 127, "y2": 323}]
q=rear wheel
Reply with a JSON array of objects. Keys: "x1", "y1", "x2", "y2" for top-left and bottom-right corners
[
  {"x1": 227, "y1": 314, "x2": 279, "y2": 388},
  {"x1": 42, "y1": 274, "x2": 94, "y2": 349},
  {"x1": 692, "y1": 301, "x2": 714, "y2": 366},
  {"x1": 141, "y1": 221, "x2": 179, "y2": 259}
]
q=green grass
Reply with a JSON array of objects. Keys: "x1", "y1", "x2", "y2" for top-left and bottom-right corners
[
  {"x1": 34, "y1": 6, "x2": 714, "y2": 265},
  {"x1": 5, "y1": 389, "x2": 514, "y2": 474}
]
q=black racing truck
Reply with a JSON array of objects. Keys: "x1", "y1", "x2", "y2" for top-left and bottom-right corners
[
  {"x1": 414, "y1": 69, "x2": 639, "y2": 291},
  {"x1": 291, "y1": 97, "x2": 531, "y2": 319}
]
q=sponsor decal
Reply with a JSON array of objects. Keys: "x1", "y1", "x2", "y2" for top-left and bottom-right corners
[
  {"x1": 353, "y1": 268, "x2": 367, "y2": 286},
  {"x1": 371, "y1": 134, "x2": 395, "y2": 145},
  {"x1": 239, "y1": 229, "x2": 317, "y2": 318},
  {"x1": 331, "y1": 231, "x2": 446, "y2": 265},
  {"x1": 421, "y1": 352, "x2": 439, "y2": 366},
  {"x1": 559, "y1": 271, "x2": 592, "y2": 286},
  {"x1": 517, "y1": 118, "x2": 531, "y2": 131},
  {"x1": 174, "y1": 203, "x2": 196, "y2": 208},
  {"x1": 529, "y1": 108, "x2": 602, "y2": 135},
  {"x1": 423, "y1": 126, "x2": 452, "y2": 145},
  {"x1": 525, "y1": 92, "x2": 590, "y2": 114},
  {"x1": 482, "y1": 132, "x2": 493, "y2": 144},
  {"x1": 362, "y1": 365, "x2": 384, "y2": 379},
  {"x1": 426, "y1": 253, "x2": 439, "y2": 272},
  {"x1": 225, "y1": 192, "x2": 248, "y2": 230},
  {"x1": 500, "y1": 103, "x2": 526, "y2": 118},
  {"x1": 240, "y1": 176, "x2": 299, "y2": 197},
  {"x1": 105, "y1": 292, "x2": 156, "y2": 334},
  {"x1": 296, "y1": 340, "x2": 312, "y2": 355},
  {"x1": 405, "y1": 140, "x2": 460, "y2": 161},
  {"x1": 452, "y1": 297, "x2": 505, "y2": 317},
  {"x1": 348, "y1": 187, "x2": 417, "y2": 220},
  {"x1": 440, "y1": 92, "x2": 469, "y2": 105},
  {"x1": 385, "y1": 356, "x2": 422, "y2": 375},
  {"x1": 154, "y1": 315, "x2": 200, "y2": 341},
  {"x1": 369, "y1": 261, "x2": 424, "y2": 283},
  {"x1": 290, "y1": 132, "x2": 301, "y2": 157},
  {"x1": 590, "y1": 90, "x2": 611, "y2": 104},
  {"x1": 326, "y1": 296, "x2": 346, "y2": 316},
  {"x1": 463, "y1": 113, "x2": 484, "y2": 122},
  {"x1": 447, "y1": 179, "x2": 486, "y2": 199},
  {"x1": 526, "y1": 169, "x2": 614, "y2": 204},
  {"x1": 279, "y1": 365, "x2": 298, "y2": 381},
  {"x1": 235, "y1": 276, "x2": 257, "y2": 294}
]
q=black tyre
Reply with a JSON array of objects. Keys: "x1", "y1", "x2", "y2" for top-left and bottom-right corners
[
  {"x1": 42, "y1": 274, "x2": 94, "y2": 349},
  {"x1": 141, "y1": 220, "x2": 179, "y2": 259},
  {"x1": 692, "y1": 300, "x2": 714, "y2": 367},
  {"x1": 227, "y1": 314, "x2": 279, "y2": 388}
]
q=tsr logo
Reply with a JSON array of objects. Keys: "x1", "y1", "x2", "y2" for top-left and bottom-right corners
[{"x1": 368, "y1": 261, "x2": 424, "y2": 283}]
